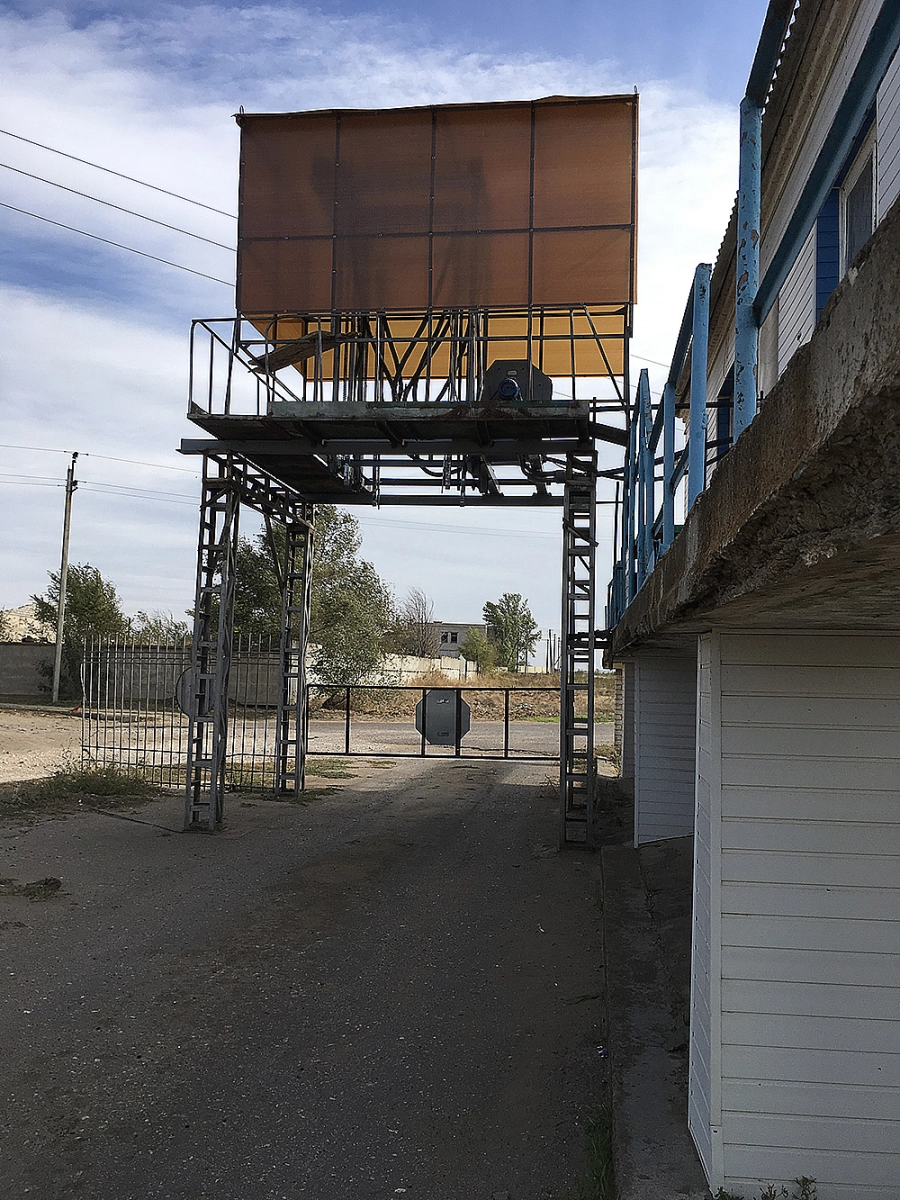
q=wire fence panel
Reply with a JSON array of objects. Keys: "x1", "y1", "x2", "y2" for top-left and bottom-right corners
[{"x1": 81, "y1": 640, "x2": 561, "y2": 785}]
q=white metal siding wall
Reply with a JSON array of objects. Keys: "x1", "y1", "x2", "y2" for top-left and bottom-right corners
[
  {"x1": 689, "y1": 633, "x2": 719, "y2": 1179},
  {"x1": 633, "y1": 654, "x2": 697, "y2": 846},
  {"x1": 776, "y1": 225, "x2": 816, "y2": 375},
  {"x1": 715, "y1": 632, "x2": 900, "y2": 1197},
  {"x1": 762, "y1": 0, "x2": 883, "y2": 279},
  {"x1": 877, "y1": 48, "x2": 900, "y2": 221}
]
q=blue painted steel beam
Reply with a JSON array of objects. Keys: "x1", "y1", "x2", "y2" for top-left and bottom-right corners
[
  {"x1": 735, "y1": 97, "x2": 762, "y2": 439},
  {"x1": 756, "y1": 0, "x2": 900, "y2": 325},
  {"x1": 638, "y1": 369, "x2": 654, "y2": 584},
  {"x1": 662, "y1": 381, "x2": 676, "y2": 551},
  {"x1": 688, "y1": 263, "x2": 711, "y2": 509}
]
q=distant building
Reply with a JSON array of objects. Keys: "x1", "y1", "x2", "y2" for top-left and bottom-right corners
[{"x1": 427, "y1": 621, "x2": 489, "y2": 658}]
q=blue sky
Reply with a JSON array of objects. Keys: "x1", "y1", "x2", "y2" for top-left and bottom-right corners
[{"x1": 0, "y1": 1, "x2": 768, "y2": 637}]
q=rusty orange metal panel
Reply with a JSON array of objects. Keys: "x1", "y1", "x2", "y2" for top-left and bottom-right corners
[{"x1": 236, "y1": 95, "x2": 637, "y2": 342}]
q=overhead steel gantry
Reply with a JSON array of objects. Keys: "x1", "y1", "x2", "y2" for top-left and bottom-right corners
[{"x1": 179, "y1": 95, "x2": 638, "y2": 847}]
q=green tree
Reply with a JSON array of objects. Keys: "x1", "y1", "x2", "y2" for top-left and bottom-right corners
[
  {"x1": 130, "y1": 610, "x2": 191, "y2": 644},
  {"x1": 229, "y1": 506, "x2": 397, "y2": 683},
  {"x1": 460, "y1": 626, "x2": 497, "y2": 673},
  {"x1": 32, "y1": 564, "x2": 129, "y2": 699},
  {"x1": 310, "y1": 507, "x2": 396, "y2": 683},
  {"x1": 482, "y1": 593, "x2": 540, "y2": 672}
]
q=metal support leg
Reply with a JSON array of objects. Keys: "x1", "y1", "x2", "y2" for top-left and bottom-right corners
[
  {"x1": 276, "y1": 513, "x2": 314, "y2": 794},
  {"x1": 184, "y1": 455, "x2": 240, "y2": 830},
  {"x1": 559, "y1": 451, "x2": 598, "y2": 849}
]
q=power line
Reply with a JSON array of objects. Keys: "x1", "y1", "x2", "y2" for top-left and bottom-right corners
[
  {"x1": 0, "y1": 127, "x2": 236, "y2": 219},
  {"x1": 355, "y1": 515, "x2": 559, "y2": 540},
  {"x1": 0, "y1": 474, "x2": 196, "y2": 505},
  {"x1": 0, "y1": 444, "x2": 200, "y2": 475},
  {"x1": 0, "y1": 201, "x2": 233, "y2": 287},
  {"x1": 0, "y1": 162, "x2": 235, "y2": 251}
]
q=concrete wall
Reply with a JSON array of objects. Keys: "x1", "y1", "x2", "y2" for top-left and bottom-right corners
[
  {"x1": 690, "y1": 631, "x2": 900, "y2": 1197},
  {"x1": 0, "y1": 643, "x2": 54, "y2": 700}
]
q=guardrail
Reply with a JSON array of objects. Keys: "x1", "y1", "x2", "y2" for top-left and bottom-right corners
[{"x1": 607, "y1": 262, "x2": 724, "y2": 629}]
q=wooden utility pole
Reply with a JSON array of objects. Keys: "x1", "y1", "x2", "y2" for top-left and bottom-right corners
[{"x1": 51, "y1": 452, "x2": 78, "y2": 704}]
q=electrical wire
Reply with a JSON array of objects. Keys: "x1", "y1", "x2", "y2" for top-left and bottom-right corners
[
  {"x1": 0, "y1": 162, "x2": 235, "y2": 251},
  {"x1": 0, "y1": 127, "x2": 236, "y2": 219},
  {"x1": 355, "y1": 515, "x2": 558, "y2": 540},
  {"x1": 0, "y1": 201, "x2": 232, "y2": 287},
  {"x1": 0, "y1": 444, "x2": 200, "y2": 475}
]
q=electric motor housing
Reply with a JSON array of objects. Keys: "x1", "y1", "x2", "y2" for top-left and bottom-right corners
[{"x1": 481, "y1": 360, "x2": 555, "y2": 405}]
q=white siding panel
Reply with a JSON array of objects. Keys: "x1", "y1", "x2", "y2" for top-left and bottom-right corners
[
  {"x1": 706, "y1": 633, "x2": 900, "y2": 1194},
  {"x1": 722, "y1": 849, "x2": 899, "y2": 889},
  {"x1": 722, "y1": 944, "x2": 898, "y2": 988},
  {"x1": 722, "y1": 819, "x2": 900, "y2": 856},
  {"x1": 633, "y1": 654, "x2": 697, "y2": 846},
  {"x1": 877, "y1": 48, "x2": 900, "y2": 221},
  {"x1": 726, "y1": 1145, "x2": 897, "y2": 1190},
  {"x1": 722, "y1": 912, "x2": 900, "y2": 954},
  {"x1": 723, "y1": 663, "x2": 900, "y2": 697},
  {"x1": 722, "y1": 1044, "x2": 900, "y2": 1088},
  {"x1": 723, "y1": 978, "x2": 898, "y2": 1021},
  {"x1": 776, "y1": 225, "x2": 816, "y2": 375},
  {"x1": 723, "y1": 692, "x2": 900, "y2": 728},
  {"x1": 724, "y1": 1078, "x2": 900, "y2": 1121},
  {"x1": 722, "y1": 1010, "x2": 898, "y2": 1054},
  {"x1": 723, "y1": 1111, "x2": 898, "y2": 1153},
  {"x1": 761, "y1": 0, "x2": 883, "y2": 277},
  {"x1": 689, "y1": 633, "x2": 718, "y2": 1179},
  {"x1": 723, "y1": 881, "x2": 899, "y2": 921}
]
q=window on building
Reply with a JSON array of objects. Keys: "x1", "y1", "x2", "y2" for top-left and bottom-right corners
[
  {"x1": 450, "y1": 632, "x2": 458, "y2": 644},
  {"x1": 841, "y1": 130, "x2": 875, "y2": 273},
  {"x1": 440, "y1": 632, "x2": 449, "y2": 644}
]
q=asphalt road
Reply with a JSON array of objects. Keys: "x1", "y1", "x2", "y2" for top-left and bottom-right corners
[{"x1": 1, "y1": 757, "x2": 609, "y2": 1200}]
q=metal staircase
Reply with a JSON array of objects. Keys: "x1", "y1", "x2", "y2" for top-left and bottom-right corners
[
  {"x1": 275, "y1": 518, "x2": 314, "y2": 795},
  {"x1": 559, "y1": 451, "x2": 598, "y2": 848}
]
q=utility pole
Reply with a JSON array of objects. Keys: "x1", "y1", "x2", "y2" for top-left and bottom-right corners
[{"x1": 51, "y1": 452, "x2": 78, "y2": 704}]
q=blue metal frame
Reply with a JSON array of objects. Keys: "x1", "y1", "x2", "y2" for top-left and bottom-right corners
[{"x1": 607, "y1": 263, "x2": 712, "y2": 628}]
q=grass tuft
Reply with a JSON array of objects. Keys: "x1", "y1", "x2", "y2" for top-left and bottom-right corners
[{"x1": 553, "y1": 1104, "x2": 616, "y2": 1200}]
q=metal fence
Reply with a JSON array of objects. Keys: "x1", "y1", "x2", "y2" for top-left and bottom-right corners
[
  {"x1": 308, "y1": 684, "x2": 560, "y2": 760},
  {"x1": 81, "y1": 639, "x2": 561, "y2": 788}
]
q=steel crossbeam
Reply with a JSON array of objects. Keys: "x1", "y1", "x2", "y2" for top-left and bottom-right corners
[{"x1": 559, "y1": 452, "x2": 598, "y2": 848}]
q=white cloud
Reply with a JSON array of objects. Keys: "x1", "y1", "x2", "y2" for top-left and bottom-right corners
[{"x1": 0, "y1": 5, "x2": 740, "y2": 631}]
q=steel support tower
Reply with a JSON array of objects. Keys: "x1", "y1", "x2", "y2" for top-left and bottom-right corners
[{"x1": 184, "y1": 455, "x2": 313, "y2": 830}]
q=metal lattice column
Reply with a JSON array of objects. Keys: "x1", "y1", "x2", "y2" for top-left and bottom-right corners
[
  {"x1": 559, "y1": 452, "x2": 598, "y2": 848},
  {"x1": 184, "y1": 455, "x2": 240, "y2": 830},
  {"x1": 275, "y1": 514, "x2": 314, "y2": 794}
]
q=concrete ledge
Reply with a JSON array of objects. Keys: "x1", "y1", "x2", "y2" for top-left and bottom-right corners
[{"x1": 612, "y1": 195, "x2": 900, "y2": 656}]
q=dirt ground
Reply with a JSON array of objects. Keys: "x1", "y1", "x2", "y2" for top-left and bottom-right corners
[
  {"x1": 0, "y1": 707, "x2": 82, "y2": 783},
  {"x1": 1, "y1": 753, "x2": 620, "y2": 1200}
]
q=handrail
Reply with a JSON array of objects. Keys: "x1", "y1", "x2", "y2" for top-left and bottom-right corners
[{"x1": 607, "y1": 262, "x2": 714, "y2": 629}]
